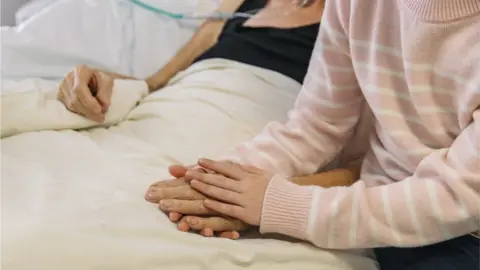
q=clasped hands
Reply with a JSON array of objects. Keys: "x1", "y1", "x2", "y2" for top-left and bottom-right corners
[{"x1": 145, "y1": 158, "x2": 273, "y2": 239}]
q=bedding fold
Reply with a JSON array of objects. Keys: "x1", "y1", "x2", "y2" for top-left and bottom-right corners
[
  {"x1": 1, "y1": 79, "x2": 148, "y2": 138},
  {"x1": 1, "y1": 59, "x2": 377, "y2": 270}
]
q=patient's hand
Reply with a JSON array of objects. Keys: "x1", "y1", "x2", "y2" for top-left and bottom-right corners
[
  {"x1": 58, "y1": 65, "x2": 113, "y2": 122},
  {"x1": 146, "y1": 165, "x2": 250, "y2": 238}
]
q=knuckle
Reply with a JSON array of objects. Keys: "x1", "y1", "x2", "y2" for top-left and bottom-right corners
[
  {"x1": 168, "y1": 200, "x2": 179, "y2": 210},
  {"x1": 153, "y1": 181, "x2": 167, "y2": 188},
  {"x1": 173, "y1": 178, "x2": 187, "y2": 186},
  {"x1": 194, "y1": 201, "x2": 205, "y2": 213},
  {"x1": 185, "y1": 189, "x2": 198, "y2": 200},
  {"x1": 153, "y1": 188, "x2": 164, "y2": 199},
  {"x1": 191, "y1": 190, "x2": 205, "y2": 200},
  {"x1": 220, "y1": 219, "x2": 231, "y2": 229}
]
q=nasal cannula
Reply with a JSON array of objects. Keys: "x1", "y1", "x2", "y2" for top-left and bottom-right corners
[{"x1": 127, "y1": 0, "x2": 315, "y2": 21}]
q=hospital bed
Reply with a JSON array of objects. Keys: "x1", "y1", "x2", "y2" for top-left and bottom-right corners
[{"x1": 1, "y1": 1, "x2": 378, "y2": 269}]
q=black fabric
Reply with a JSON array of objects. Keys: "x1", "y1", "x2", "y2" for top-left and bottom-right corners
[
  {"x1": 374, "y1": 234, "x2": 480, "y2": 270},
  {"x1": 194, "y1": 0, "x2": 319, "y2": 83}
]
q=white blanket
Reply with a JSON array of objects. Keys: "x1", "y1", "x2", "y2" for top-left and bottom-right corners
[{"x1": 1, "y1": 59, "x2": 377, "y2": 270}]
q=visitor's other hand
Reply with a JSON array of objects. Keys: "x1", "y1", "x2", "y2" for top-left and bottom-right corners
[{"x1": 58, "y1": 64, "x2": 113, "y2": 122}]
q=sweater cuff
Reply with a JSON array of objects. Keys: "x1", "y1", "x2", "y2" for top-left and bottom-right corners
[{"x1": 260, "y1": 175, "x2": 315, "y2": 240}]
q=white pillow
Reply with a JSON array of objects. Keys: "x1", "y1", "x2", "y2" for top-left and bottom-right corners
[
  {"x1": 1, "y1": 0, "x2": 220, "y2": 80},
  {"x1": 128, "y1": 0, "x2": 220, "y2": 78},
  {"x1": 16, "y1": 0, "x2": 58, "y2": 25}
]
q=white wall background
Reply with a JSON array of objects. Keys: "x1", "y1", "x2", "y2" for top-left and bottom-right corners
[{"x1": 1, "y1": 0, "x2": 32, "y2": 25}]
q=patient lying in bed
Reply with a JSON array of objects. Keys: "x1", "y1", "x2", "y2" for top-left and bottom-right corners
[
  {"x1": 2, "y1": 1, "x2": 380, "y2": 269},
  {"x1": 57, "y1": 0, "x2": 367, "y2": 239},
  {"x1": 58, "y1": 0, "x2": 321, "y2": 122}
]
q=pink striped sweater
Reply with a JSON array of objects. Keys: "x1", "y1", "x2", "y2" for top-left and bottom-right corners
[{"x1": 224, "y1": 0, "x2": 480, "y2": 248}]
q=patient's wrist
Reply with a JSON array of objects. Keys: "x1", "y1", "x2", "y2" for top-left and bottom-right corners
[
  {"x1": 146, "y1": 76, "x2": 168, "y2": 92},
  {"x1": 95, "y1": 68, "x2": 136, "y2": 81},
  {"x1": 292, "y1": 168, "x2": 358, "y2": 188}
]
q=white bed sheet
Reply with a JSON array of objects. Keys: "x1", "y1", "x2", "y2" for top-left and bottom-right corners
[{"x1": 1, "y1": 59, "x2": 378, "y2": 270}]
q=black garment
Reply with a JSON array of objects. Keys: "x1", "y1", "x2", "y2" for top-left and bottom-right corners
[
  {"x1": 194, "y1": 0, "x2": 319, "y2": 83},
  {"x1": 375, "y1": 234, "x2": 480, "y2": 270}
]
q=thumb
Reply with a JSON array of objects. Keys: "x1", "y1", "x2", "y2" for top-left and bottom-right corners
[
  {"x1": 168, "y1": 165, "x2": 188, "y2": 178},
  {"x1": 94, "y1": 71, "x2": 113, "y2": 113}
]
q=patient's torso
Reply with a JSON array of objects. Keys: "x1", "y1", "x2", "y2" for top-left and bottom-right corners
[{"x1": 194, "y1": 0, "x2": 320, "y2": 84}]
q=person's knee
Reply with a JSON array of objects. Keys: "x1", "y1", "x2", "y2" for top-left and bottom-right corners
[{"x1": 375, "y1": 235, "x2": 479, "y2": 270}]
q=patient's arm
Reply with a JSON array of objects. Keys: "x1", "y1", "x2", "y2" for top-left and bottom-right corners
[
  {"x1": 88, "y1": 0, "x2": 244, "y2": 92},
  {"x1": 292, "y1": 161, "x2": 362, "y2": 187},
  {"x1": 145, "y1": 0, "x2": 244, "y2": 92}
]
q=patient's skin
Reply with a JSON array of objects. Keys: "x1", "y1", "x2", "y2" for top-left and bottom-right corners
[
  {"x1": 145, "y1": 0, "x2": 328, "y2": 239},
  {"x1": 58, "y1": 0, "x2": 325, "y2": 122},
  {"x1": 147, "y1": 161, "x2": 362, "y2": 238}
]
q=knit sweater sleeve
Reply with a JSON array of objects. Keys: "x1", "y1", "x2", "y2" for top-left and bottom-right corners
[
  {"x1": 222, "y1": 0, "x2": 365, "y2": 178},
  {"x1": 260, "y1": 109, "x2": 479, "y2": 249}
]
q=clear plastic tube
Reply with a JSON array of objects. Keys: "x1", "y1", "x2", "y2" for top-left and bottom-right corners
[{"x1": 127, "y1": 0, "x2": 312, "y2": 21}]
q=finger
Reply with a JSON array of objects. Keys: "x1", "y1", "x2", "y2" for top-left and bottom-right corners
[
  {"x1": 169, "y1": 212, "x2": 183, "y2": 222},
  {"x1": 239, "y1": 164, "x2": 264, "y2": 174},
  {"x1": 59, "y1": 66, "x2": 103, "y2": 123},
  {"x1": 168, "y1": 165, "x2": 189, "y2": 178},
  {"x1": 190, "y1": 180, "x2": 242, "y2": 205},
  {"x1": 75, "y1": 85, "x2": 104, "y2": 121},
  {"x1": 186, "y1": 171, "x2": 242, "y2": 192},
  {"x1": 94, "y1": 71, "x2": 113, "y2": 112},
  {"x1": 149, "y1": 185, "x2": 206, "y2": 201},
  {"x1": 218, "y1": 231, "x2": 240, "y2": 239},
  {"x1": 203, "y1": 199, "x2": 246, "y2": 223},
  {"x1": 146, "y1": 179, "x2": 190, "y2": 202},
  {"x1": 177, "y1": 217, "x2": 190, "y2": 232},
  {"x1": 70, "y1": 93, "x2": 105, "y2": 123},
  {"x1": 149, "y1": 178, "x2": 187, "y2": 189},
  {"x1": 200, "y1": 228, "x2": 214, "y2": 237},
  {"x1": 58, "y1": 76, "x2": 73, "y2": 108},
  {"x1": 185, "y1": 216, "x2": 249, "y2": 231},
  {"x1": 159, "y1": 199, "x2": 216, "y2": 215},
  {"x1": 197, "y1": 159, "x2": 247, "y2": 180}
]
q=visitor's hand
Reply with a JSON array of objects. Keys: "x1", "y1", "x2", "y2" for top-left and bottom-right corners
[
  {"x1": 188, "y1": 159, "x2": 273, "y2": 227},
  {"x1": 58, "y1": 65, "x2": 113, "y2": 122},
  {"x1": 146, "y1": 165, "x2": 249, "y2": 238}
]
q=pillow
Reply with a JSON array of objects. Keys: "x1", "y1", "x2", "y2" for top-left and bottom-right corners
[{"x1": 1, "y1": 0, "x2": 220, "y2": 80}]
